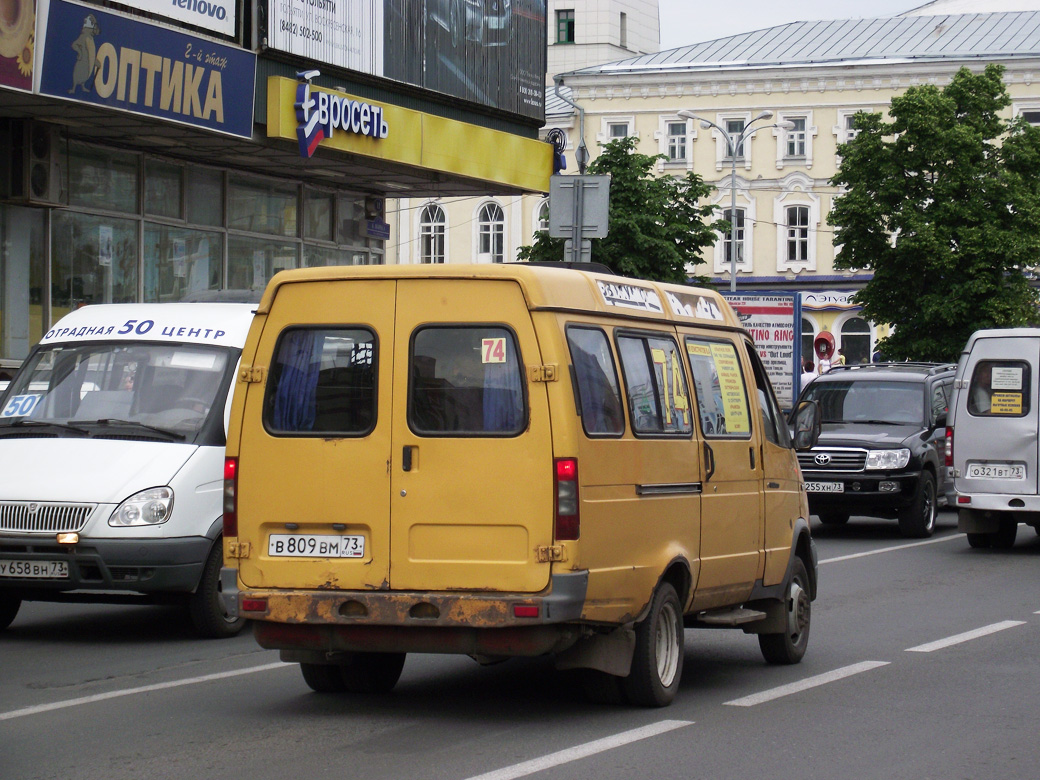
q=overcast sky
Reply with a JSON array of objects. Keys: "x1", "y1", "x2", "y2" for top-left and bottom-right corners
[{"x1": 657, "y1": 0, "x2": 927, "y2": 51}]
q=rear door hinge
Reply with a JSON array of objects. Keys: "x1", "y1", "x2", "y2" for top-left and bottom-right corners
[
  {"x1": 536, "y1": 544, "x2": 567, "y2": 562},
  {"x1": 239, "y1": 366, "x2": 267, "y2": 384},
  {"x1": 227, "y1": 541, "x2": 251, "y2": 559},
  {"x1": 528, "y1": 364, "x2": 559, "y2": 383}
]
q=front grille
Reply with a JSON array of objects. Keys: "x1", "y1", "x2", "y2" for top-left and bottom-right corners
[
  {"x1": 0, "y1": 502, "x2": 96, "y2": 533},
  {"x1": 798, "y1": 448, "x2": 868, "y2": 472}
]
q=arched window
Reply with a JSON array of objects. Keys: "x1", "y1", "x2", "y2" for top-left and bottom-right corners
[
  {"x1": 840, "y1": 317, "x2": 871, "y2": 365},
  {"x1": 478, "y1": 202, "x2": 505, "y2": 263},
  {"x1": 419, "y1": 203, "x2": 445, "y2": 264},
  {"x1": 536, "y1": 199, "x2": 550, "y2": 232},
  {"x1": 801, "y1": 317, "x2": 816, "y2": 367}
]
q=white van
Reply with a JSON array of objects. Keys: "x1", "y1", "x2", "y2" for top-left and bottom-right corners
[
  {"x1": 0, "y1": 302, "x2": 256, "y2": 636},
  {"x1": 948, "y1": 328, "x2": 1040, "y2": 548}
]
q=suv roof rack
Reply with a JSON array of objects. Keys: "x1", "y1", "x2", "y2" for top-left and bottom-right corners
[{"x1": 823, "y1": 362, "x2": 957, "y2": 376}]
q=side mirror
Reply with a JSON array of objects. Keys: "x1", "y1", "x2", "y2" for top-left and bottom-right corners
[
  {"x1": 790, "y1": 400, "x2": 821, "y2": 451},
  {"x1": 934, "y1": 411, "x2": 947, "y2": 429}
]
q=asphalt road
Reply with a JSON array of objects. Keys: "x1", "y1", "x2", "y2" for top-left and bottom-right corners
[{"x1": 3, "y1": 509, "x2": 1038, "y2": 780}]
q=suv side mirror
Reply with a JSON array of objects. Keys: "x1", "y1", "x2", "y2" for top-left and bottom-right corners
[
  {"x1": 790, "y1": 400, "x2": 821, "y2": 451},
  {"x1": 933, "y1": 411, "x2": 947, "y2": 429}
]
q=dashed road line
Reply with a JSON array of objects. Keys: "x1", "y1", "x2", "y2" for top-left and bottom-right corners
[
  {"x1": 461, "y1": 720, "x2": 694, "y2": 780},
  {"x1": 0, "y1": 662, "x2": 288, "y2": 722},
  {"x1": 819, "y1": 534, "x2": 960, "y2": 565},
  {"x1": 723, "y1": 661, "x2": 890, "y2": 707},
  {"x1": 905, "y1": 620, "x2": 1027, "y2": 653}
]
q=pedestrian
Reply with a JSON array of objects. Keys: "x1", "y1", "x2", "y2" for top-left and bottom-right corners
[
  {"x1": 800, "y1": 358, "x2": 816, "y2": 393},
  {"x1": 836, "y1": 347, "x2": 846, "y2": 366}
]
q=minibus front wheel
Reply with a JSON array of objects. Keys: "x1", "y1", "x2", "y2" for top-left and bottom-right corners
[
  {"x1": 758, "y1": 557, "x2": 811, "y2": 665},
  {"x1": 621, "y1": 582, "x2": 683, "y2": 707}
]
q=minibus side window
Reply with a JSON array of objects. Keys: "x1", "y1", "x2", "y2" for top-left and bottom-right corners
[
  {"x1": 616, "y1": 333, "x2": 691, "y2": 436},
  {"x1": 566, "y1": 326, "x2": 624, "y2": 436},
  {"x1": 684, "y1": 337, "x2": 751, "y2": 438},
  {"x1": 967, "y1": 360, "x2": 1031, "y2": 417},
  {"x1": 745, "y1": 342, "x2": 790, "y2": 447},
  {"x1": 264, "y1": 327, "x2": 376, "y2": 435},
  {"x1": 409, "y1": 326, "x2": 525, "y2": 436}
]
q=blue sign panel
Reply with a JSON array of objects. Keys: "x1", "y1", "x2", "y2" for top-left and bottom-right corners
[{"x1": 39, "y1": 0, "x2": 256, "y2": 138}]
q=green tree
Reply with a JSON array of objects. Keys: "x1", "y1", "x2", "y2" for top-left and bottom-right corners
[
  {"x1": 830, "y1": 64, "x2": 1040, "y2": 362},
  {"x1": 517, "y1": 136, "x2": 725, "y2": 283}
]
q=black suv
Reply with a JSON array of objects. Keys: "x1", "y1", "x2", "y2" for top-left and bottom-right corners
[{"x1": 794, "y1": 362, "x2": 956, "y2": 537}]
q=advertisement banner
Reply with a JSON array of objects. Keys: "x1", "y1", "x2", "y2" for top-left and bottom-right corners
[
  {"x1": 725, "y1": 293, "x2": 800, "y2": 409},
  {"x1": 38, "y1": 0, "x2": 256, "y2": 138},
  {"x1": 107, "y1": 0, "x2": 237, "y2": 37},
  {"x1": 267, "y1": 0, "x2": 546, "y2": 122},
  {"x1": 0, "y1": 0, "x2": 35, "y2": 91}
]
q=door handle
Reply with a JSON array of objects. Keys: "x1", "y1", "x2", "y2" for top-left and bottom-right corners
[
  {"x1": 749, "y1": 446, "x2": 756, "y2": 470},
  {"x1": 402, "y1": 445, "x2": 413, "y2": 472},
  {"x1": 703, "y1": 442, "x2": 715, "y2": 481}
]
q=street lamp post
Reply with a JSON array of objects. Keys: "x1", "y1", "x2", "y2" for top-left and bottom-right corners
[{"x1": 678, "y1": 110, "x2": 793, "y2": 293}]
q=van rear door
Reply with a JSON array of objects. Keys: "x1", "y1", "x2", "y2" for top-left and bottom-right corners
[
  {"x1": 235, "y1": 280, "x2": 396, "y2": 591},
  {"x1": 955, "y1": 336, "x2": 1040, "y2": 496},
  {"x1": 389, "y1": 279, "x2": 554, "y2": 593}
]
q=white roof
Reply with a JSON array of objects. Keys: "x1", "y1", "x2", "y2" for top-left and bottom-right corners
[{"x1": 39, "y1": 303, "x2": 256, "y2": 349}]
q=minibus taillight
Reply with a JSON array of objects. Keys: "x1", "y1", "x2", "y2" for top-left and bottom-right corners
[
  {"x1": 554, "y1": 457, "x2": 579, "y2": 541},
  {"x1": 945, "y1": 427, "x2": 953, "y2": 467},
  {"x1": 223, "y1": 457, "x2": 238, "y2": 537}
]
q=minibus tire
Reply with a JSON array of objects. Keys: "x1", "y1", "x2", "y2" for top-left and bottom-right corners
[
  {"x1": 966, "y1": 532, "x2": 993, "y2": 549},
  {"x1": 301, "y1": 663, "x2": 347, "y2": 693},
  {"x1": 817, "y1": 512, "x2": 850, "y2": 526},
  {"x1": 577, "y1": 669, "x2": 626, "y2": 705},
  {"x1": 897, "y1": 471, "x2": 936, "y2": 538},
  {"x1": 339, "y1": 652, "x2": 406, "y2": 693},
  {"x1": 0, "y1": 594, "x2": 20, "y2": 630},
  {"x1": 620, "y1": 583, "x2": 683, "y2": 707},
  {"x1": 759, "y1": 557, "x2": 811, "y2": 665},
  {"x1": 993, "y1": 517, "x2": 1018, "y2": 549},
  {"x1": 188, "y1": 542, "x2": 247, "y2": 639}
]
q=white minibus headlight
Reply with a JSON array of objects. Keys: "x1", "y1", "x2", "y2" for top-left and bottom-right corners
[
  {"x1": 109, "y1": 487, "x2": 174, "y2": 526},
  {"x1": 865, "y1": 449, "x2": 910, "y2": 471}
]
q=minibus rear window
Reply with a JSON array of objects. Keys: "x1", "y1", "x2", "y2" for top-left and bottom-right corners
[
  {"x1": 967, "y1": 360, "x2": 1030, "y2": 417},
  {"x1": 409, "y1": 326, "x2": 526, "y2": 436},
  {"x1": 264, "y1": 328, "x2": 376, "y2": 435}
]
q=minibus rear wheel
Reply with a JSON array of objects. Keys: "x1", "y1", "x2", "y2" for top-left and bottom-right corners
[{"x1": 620, "y1": 582, "x2": 683, "y2": 707}]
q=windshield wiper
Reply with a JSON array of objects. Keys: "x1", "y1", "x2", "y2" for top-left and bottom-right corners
[
  {"x1": 69, "y1": 418, "x2": 186, "y2": 441},
  {"x1": 0, "y1": 419, "x2": 91, "y2": 435},
  {"x1": 846, "y1": 418, "x2": 908, "y2": 426}
]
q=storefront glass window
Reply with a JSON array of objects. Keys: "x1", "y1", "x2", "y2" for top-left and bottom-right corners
[
  {"x1": 304, "y1": 189, "x2": 334, "y2": 241},
  {"x1": 51, "y1": 212, "x2": 138, "y2": 319},
  {"x1": 228, "y1": 177, "x2": 297, "y2": 237},
  {"x1": 228, "y1": 236, "x2": 298, "y2": 291},
  {"x1": 68, "y1": 142, "x2": 138, "y2": 214},
  {"x1": 143, "y1": 224, "x2": 223, "y2": 302},
  {"x1": 145, "y1": 160, "x2": 183, "y2": 219},
  {"x1": 186, "y1": 167, "x2": 223, "y2": 227},
  {"x1": 0, "y1": 205, "x2": 46, "y2": 364},
  {"x1": 303, "y1": 245, "x2": 357, "y2": 267},
  {"x1": 337, "y1": 196, "x2": 364, "y2": 244},
  {"x1": 840, "y1": 317, "x2": 871, "y2": 365}
]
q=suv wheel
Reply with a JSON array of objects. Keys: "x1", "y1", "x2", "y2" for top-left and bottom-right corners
[{"x1": 898, "y1": 471, "x2": 936, "y2": 538}]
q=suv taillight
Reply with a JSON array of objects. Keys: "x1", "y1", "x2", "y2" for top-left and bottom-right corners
[
  {"x1": 945, "y1": 427, "x2": 953, "y2": 467},
  {"x1": 554, "y1": 457, "x2": 580, "y2": 540},
  {"x1": 223, "y1": 457, "x2": 238, "y2": 537}
]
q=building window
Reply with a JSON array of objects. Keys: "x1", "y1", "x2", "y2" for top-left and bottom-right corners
[
  {"x1": 419, "y1": 204, "x2": 445, "y2": 264},
  {"x1": 722, "y1": 208, "x2": 745, "y2": 265},
  {"x1": 725, "y1": 118, "x2": 746, "y2": 158},
  {"x1": 839, "y1": 317, "x2": 871, "y2": 365},
  {"x1": 1021, "y1": 110, "x2": 1040, "y2": 126},
  {"x1": 478, "y1": 202, "x2": 505, "y2": 263},
  {"x1": 619, "y1": 12, "x2": 627, "y2": 48},
  {"x1": 667, "y1": 121, "x2": 687, "y2": 161},
  {"x1": 786, "y1": 117, "x2": 806, "y2": 157},
  {"x1": 844, "y1": 114, "x2": 860, "y2": 141},
  {"x1": 536, "y1": 199, "x2": 550, "y2": 232},
  {"x1": 556, "y1": 10, "x2": 575, "y2": 43},
  {"x1": 608, "y1": 122, "x2": 630, "y2": 139},
  {"x1": 786, "y1": 206, "x2": 810, "y2": 263}
]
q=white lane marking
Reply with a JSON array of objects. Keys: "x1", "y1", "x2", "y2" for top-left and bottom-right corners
[
  {"x1": 461, "y1": 720, "x2": 694, "y2": 780},
  {"x1": 724, "y1": 661, "x2": 890, "y2": 707},
  {"x1": 0, "y1": 661, "x2": 288, "y2": 722},
  {"x1": 819, "y1": 534, "x2": 960, "y2": 564},
  {"x1": 905, "y1": 620, "x2": 1027, "y2": 653}
]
